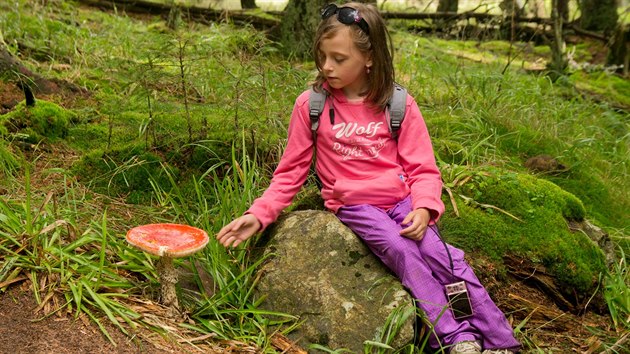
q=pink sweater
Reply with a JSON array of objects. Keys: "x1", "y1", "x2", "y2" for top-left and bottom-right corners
[{"x1": 247, "y1": 86, "x2": 445, "y2": 230}]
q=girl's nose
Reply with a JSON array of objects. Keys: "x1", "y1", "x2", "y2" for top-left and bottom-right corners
[{"x1": 322, "y1": 59, "x2": 333, "y2": 72}]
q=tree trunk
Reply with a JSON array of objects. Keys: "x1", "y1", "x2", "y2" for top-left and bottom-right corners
[
  {"x1": 548, "y1": 0, "x2": 568, "y2": 79},
  {"x1": 437, "y1": 0, "x2": 458, "y2": 13},
  {"x1": 557, "y1": 0, "x2": 569, "y2": 21},
  {"x1": 498, "y1": 0, "x2": 523, "y2": 41},
  {"x1": 435, "y1": 0, "x2": 458, "y2": 29},
  {"x1": 276, "y1": 0, "x2": 327, "y2": 59},
  {"x1": 241, "y1": 0, "x2": 257, "y2": 9},
  {"x1": 579, "y1": 0, "x2": 618, "y2": 34},
  {"x1": 500, "y1": 0, "x2": 525, "y2": 17},
  {"x1": 77, "y1": 0, "x2": 278, "y2": 30},
  {"x1": 607, "y1": 25, "x2": 629, "y2": 76}
]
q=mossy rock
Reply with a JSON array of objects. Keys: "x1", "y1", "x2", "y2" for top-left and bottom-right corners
[
  {"x1": 67, "y1": 124, "x2": 110, "y2": 151},
  {"x1": 464, "y1": 170, "x2": 587, "y2": 220},
  {"x1": 434, "y1": 139, "x2": 466, "y2": 163},
  {"x1": 441, "y1": 167, "x2": 606, "y2": 304},
  {"x1": 0, "y1": 100, "x2": 76, "y2": 142}
]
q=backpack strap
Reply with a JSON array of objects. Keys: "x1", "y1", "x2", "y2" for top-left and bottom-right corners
[
  {"x1": 308, "y1": 87, "x2": 328, "y2": 187},
  {"x1": 309, "y1": 84, "x2": 407, "y2": 141},
  {"x1": 387, "y1": 84, "x2": 407, "y2": 140},
  {"x1": 308, "y1": 88, "x2": 327, "y2": 142}
]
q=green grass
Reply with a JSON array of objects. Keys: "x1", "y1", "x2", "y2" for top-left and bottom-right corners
[
  {"x1": 396, "y1": 35, "x2": 629, "y2": 230},
  {"x1": 0, "y1": 139, "x2": 19, "y2": 177},
  {"x1": 0, "y1": 0, "x2": 628, "y2": 352},
  {"x1": 0, "y1": 167, "x2": 150, "y2": 343},
  {"x1": 604, "y1": 247, "x2": 630, "y2": 331}
]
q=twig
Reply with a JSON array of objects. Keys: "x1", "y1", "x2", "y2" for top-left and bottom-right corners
[
  {"x1": 458, "y1": 194, "x2": 524, "y2": 222},
  {"x1": 0, "y1": 275, "x2": 27, "y2": 288},
  {"x1": 599, "y1": 331, "x2": 630, "y2": 354},
  {"x1": 176, "y1": 333, "x2": 217, "y2": 343},
  {"x1": 443, "y1": 186, "x2": 460, "y2": 217}
]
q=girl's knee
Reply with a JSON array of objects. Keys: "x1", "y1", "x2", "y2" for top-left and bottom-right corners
[{"x1": 365, "y1": 233, "x2": 416, "y2": 265}]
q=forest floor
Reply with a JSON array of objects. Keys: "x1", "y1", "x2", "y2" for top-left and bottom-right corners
[
  {"x1": 0, "y1": 108, "x2": 622, "y2": 352},
  {"x1": 0, "y1": 18, "x2": 626, "y2": 351},
  {"x1": 0, "y1": 284, "x2": 167, "y2": 354},
  {"x1": 0, "y1": 253, "x2": 622, "y2": 353}
]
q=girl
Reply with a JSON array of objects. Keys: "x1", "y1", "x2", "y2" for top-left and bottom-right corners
[{"x1": 217, "y1": 3, "x2": 520, "y2": 353}]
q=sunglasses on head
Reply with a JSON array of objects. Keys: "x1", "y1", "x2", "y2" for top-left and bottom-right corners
[{"x1": 321, "y1": 3, "x2": 370, "y2": 35}]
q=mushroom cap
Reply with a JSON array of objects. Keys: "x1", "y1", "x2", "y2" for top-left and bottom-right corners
[{"x1": 126, "y1": 223, "x2": 209, "y2": 258}]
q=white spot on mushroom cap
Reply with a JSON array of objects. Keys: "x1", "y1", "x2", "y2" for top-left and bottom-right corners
[{"x1": 158, "y1": 245, "x2": 168, "y2": 257}]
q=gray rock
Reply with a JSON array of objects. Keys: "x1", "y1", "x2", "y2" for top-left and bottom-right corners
[
  {"x1": 568, "y1": 219, "x2": 616, "y2": 266},
  {"x1": 255, "y1": 210, "x2": 415, "y2": 352}
]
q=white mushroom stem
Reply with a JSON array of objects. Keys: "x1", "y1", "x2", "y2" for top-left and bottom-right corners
[{"x1": 156, "y1": 255, "x2": 179, "y2": 310}]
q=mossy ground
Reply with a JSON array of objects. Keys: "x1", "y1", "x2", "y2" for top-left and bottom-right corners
[
  {"x1": 0, "y1": 100, "x2": 76, "y2": 142},
  {"x1": 440, "y1": 168, "x2": 606, "y2": 297}
]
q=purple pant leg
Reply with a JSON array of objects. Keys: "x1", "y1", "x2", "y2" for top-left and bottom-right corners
[
  {"x1": 336, "y1": 201, "x2": 478, "y2": 348},
  {"x1": 336, "y1": 197, "x2": 520, "y2": 351}
]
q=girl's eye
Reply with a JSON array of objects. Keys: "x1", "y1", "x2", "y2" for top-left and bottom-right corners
[{"x1": 335, "y1": 57, "x2": 346, "y2": 63}]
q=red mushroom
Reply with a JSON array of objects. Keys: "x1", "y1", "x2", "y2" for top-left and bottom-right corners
[{"x1": 126, "y1": 223, "x2": 209, "y2": 312}]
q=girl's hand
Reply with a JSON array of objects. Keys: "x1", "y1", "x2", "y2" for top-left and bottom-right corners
[
  {"x1": 216, "y1": 214, "x2": 261, "y2": 248},
  {"x1": 400, "y1": 208, "x2": 431, "y2": 241}
]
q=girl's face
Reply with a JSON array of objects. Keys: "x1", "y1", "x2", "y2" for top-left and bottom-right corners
[{"x1": 318, "y1": 27, "x2": 372, "y2": 100}]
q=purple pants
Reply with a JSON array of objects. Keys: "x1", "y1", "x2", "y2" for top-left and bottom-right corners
[{"x1": 336, "y1": 196, "x2": 520, "y2": 351}]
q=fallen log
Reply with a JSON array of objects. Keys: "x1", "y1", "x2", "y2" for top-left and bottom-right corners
[
  {"x1": 0, "y1": 43, "x2": 58, "y2": 96},
  {"x1": 76, "y1": 0, "x2": 279, "y2": 30},
  {"x1": 76, "y1": 1, "x2": 610, "y2": 44}
]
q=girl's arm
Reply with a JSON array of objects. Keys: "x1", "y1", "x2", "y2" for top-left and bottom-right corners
[
  {"x1": 397, "y1": 97, "x2": 445, "y2": 220},
  {"x1": 243, "y1": 92, "x2": 314, "y2": 231}
]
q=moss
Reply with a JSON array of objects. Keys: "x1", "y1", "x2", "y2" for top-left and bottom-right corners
[
  {"x1": 67, "y1": 124, "x2": 110, "y2": 151},
  {"x1": 440, "y1": 203, "x2": 513, "y2": 263},
  {"x1": 73, "y1": 143, "x2": 179, "y2": 203},
  {"x1": 433, "y1": 139, "x2": 466, "y2": 164},
  {"x1": 441, "y1": 167, "x2": 604, "y2": 297},
  {"x1": 176, "y1": 141, "x2": 233, "y2": 172},
  {"x1": 496, "y1": 125, "x2": 557, "y2": 158},
  {"x1": 460, "y1": 170, "x2": 586, "y2": 221},
  {"x1": 570, "y1": 71, "x2": 630, "y2": 108},
  {"x1": 548, "y1": 170, "x2": 625, "y2": 228},
  {"x1": 0, "y1": 100, "x2": 76, "y2": 142}
]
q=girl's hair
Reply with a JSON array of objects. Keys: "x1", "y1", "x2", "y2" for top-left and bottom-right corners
[{"x1": 312, "y1": 2, "x2": 395, "y2": 110}]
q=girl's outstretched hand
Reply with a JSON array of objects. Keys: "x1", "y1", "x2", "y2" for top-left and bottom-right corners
[
  {"x1": 216, "y1": 214, "x2": 261, "y2": 248},
  {"x1": 400, "y1": 208, "x2": 430, "y2": 241}
]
